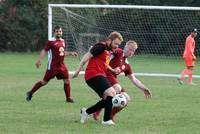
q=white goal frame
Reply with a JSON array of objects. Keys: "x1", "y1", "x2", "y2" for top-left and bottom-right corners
[{"x1": 48, "y1": 4, "x2": 200, "y2": 78}]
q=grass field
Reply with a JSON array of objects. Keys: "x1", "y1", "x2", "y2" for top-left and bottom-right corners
[{"x1": 0, "y1": 53, "x2": 200, "y2": 134}]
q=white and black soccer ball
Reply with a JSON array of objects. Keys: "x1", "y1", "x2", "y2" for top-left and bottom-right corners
[{"x1": 112, "y1": 94, "x2": 127, "y2": 108}]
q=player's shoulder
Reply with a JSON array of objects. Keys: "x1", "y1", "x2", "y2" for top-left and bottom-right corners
[
  {"x1": 113, "y1": 48, "x2": 123, "y2": 54},
  {"x1": 97, "y1": 41, "x2": 107, "y2": 46}
]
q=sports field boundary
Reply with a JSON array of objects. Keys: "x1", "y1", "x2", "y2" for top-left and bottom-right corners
[{"x1": 69, "y1": 71, "x2": 200, "y2": 78}]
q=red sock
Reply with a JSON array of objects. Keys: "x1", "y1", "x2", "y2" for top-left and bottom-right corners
[
  {"x1": 64, "y1": 83, "x2": 71, "y2": 99},
  {"x1": 30, "y1": 81, "x2": 43, "y2": 94},
  {"x1": 111, "y1": 107, "x2": 123, "y2": 122}
]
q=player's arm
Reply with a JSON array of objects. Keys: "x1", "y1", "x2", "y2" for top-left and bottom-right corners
[
  {"x1": 35, "y1": 49, "x2": 46, "y2": 68},
  {"x1": 127, "y1": 73, "x2": 152, "y2": 98},
  {"x1": 72, "y1": 52, "x2": 93, "y2": 78},
  {"x1": 107, "y1": 66, "x2": 121, "y2": 75},
  {"x1": 64, "y1": 51, "x2": 78, "y2": 56}
]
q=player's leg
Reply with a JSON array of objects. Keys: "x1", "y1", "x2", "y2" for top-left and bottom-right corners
[
  {"x1": 63, "y1": 79, "x2": 74, "y2": 103},
  {"x1": 57, "y1": 68, "x2": 74, "y2": 102},
  {"x1": 177, "y1": 58, "x2": 192, "y2": 84},
  {"x1": 187, "y1": 66, "x2": 196, "y2": 85},
  {"x1": 26, "y1": 80, "x2": 48, "y2": 101},
  {"x1": 111, "y1": 88, "x2": 131, "y2": 122},
  {"x1": 81, "y1": 76, "x2": 116, "y2": 125},
  {"x1": 26, "y1": 70, "x2": 53, "y2": 101},
  {"x1": 93, "y1": 76, "x2": 119, "y2": 121}
]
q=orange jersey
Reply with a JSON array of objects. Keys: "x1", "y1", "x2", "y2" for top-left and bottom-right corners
[{"x1": 183, "y1": 35, "x2": 196, "y2": 59}]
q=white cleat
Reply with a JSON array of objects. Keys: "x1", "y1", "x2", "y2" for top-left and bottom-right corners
[
  {"x1": 80, "y1": 107, "x2": 89, "y2": 124},
  {"x1": 102, "y1": 120, "x2": 115, "y2": 125}
]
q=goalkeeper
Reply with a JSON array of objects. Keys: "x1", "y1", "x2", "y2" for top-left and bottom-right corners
[
  {"x1": 93, "y1": 40, "x2": 152, "y2": 122},
  {"x1": 177, "y1": 28, "x2": 198, "y2": 85}
]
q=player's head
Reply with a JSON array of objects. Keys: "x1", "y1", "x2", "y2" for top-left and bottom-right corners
[
  {"x1": 191, "y1": 28, "x2": 198, "y2": 38},
  {"x1": 54, "y1": 26, "x2": 63, "y2": 39},
  {"x1": 124, "y1": 40, "x2": 138, "y2": 58},
  {"x1": 107, "y1": 31, "x2": 123, "y2": 50}
]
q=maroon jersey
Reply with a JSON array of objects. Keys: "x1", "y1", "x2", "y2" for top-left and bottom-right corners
[
  {"x1": 85, "y1": 41, "x2": 111, "y2": 80},
  {"x1": 44, "y1": 38, "x2": 67, "y2": 71},
  {"x1": 108, "y1": 48, "x2": 132, "y2": 77}
]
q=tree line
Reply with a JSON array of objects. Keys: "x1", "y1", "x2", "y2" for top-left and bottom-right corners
[{"x1": 0, "y1": 0, "x2": 200, "y2": 52}]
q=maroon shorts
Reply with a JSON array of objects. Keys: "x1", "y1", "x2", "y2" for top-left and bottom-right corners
[
  {"x1": 43, "y1": 69, "x2": 69, "y2": 82},
  {"x1": 107, "y1": 74, "x2": 118, "y2": 86}
]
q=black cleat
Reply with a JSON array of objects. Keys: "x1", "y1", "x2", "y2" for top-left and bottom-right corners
[
  {"x1": 66, "y1": 98, "x2": 74, "y2": 103},
  {"x1": 26, "y1": 91, "x2": 33, "y2": 101}
]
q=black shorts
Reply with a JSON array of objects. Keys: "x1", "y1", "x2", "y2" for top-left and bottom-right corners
[{"x1": 86, "y1": 76, "x2": 112, "y2": 97}]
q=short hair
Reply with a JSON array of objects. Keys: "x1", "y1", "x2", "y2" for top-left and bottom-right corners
[
  {"x1": 126, "y1": 40, "x2": 138, "y2": 49},
  {"x1": 54, "y1": 25, "x2": 62, "y2": 32},
  {"x1": 108, "y1": 31, "x2": 123, "y2": 42},
  {"x1": 192, "y1": 28, "x2": 198, "y2": 33}
]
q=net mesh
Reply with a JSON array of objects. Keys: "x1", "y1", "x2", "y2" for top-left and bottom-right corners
[{"x1": 50, "y1": 6, "x2": 200, "y2": 58}]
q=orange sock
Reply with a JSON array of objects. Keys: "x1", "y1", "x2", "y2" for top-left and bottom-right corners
[
  {"x1": 180, "y1": 69, "x2": 189, "y2": 79},
  {"x1": 188, "y1": 70, "x2": 193, "y2": 83}
]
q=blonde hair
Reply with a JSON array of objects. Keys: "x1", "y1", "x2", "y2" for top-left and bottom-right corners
[
  {"x1": 126, "y1": 40, "x2": 138, "y2": 49},
  {"x1": 108, "y1": 31, "x2": 124, "y2": 42}
]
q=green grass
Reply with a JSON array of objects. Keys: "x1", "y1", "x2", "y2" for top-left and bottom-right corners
[{"x1": 0, "y1": 53, "x2": 200, "y2": 134}]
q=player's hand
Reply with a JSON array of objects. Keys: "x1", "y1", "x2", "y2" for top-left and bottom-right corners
[
  {"x1": 193, "y1": 56, "x2": 196, "y2": 61},
  {"x1": 143, "y1": 88, "x2": 152, "y2": 99},
  {"x1": 71, "y1": 52, "x2": 78, "y2": 56},
  {"x1": 113, "y1": 67, "x2": 121, "y2": 75},
  {"x1": 72, "y1": 70, "x2": 80, "y2": 78},
  {"x1": 35, "y1": 60, "x2": 41, "y2": 68}
]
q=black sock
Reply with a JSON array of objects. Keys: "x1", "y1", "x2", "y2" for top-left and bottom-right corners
[
  {"x1": 103, "y1": 96, "x2": 113, "y2": 121},
  {"x1": 86, "y1": 99, "x2": 106, "y2": 115}
]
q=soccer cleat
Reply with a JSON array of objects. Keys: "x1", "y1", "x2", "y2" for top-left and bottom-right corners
[
  {"x1": 80, "y1": 108, "x2": 89, "y2": 123},
  {"x1": 66, "y1": 98, "x2": 74, "y2": 103},
  {"x1": 177, "y1": 78, "x2": 183, "y2": 85},
  {"x1": 102, "y1": 120, "x2": 115, "y2": 125},
  {"x1": 26, "y1": 91, "x2": 33, "y2": 101}
]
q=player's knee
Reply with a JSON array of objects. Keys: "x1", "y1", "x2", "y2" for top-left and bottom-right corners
[
  {"x1": 121, "y1": 92, "x2": 131, "y2": 102},
  {"x1": 41, "y1": 80, "x2": 48, "y2": 85},
  {"x1": 103, "y1": 87, "x2": 116, "y2": 98},
  {"x1": 64, "y1": 79, "x2": 70, "y2": 84},
  {"x1": 113, "y1": 84, "x2": 122, "y2": 94}
]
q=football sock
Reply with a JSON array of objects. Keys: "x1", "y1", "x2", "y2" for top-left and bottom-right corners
[
  {"x1": 64, "y1": 83, "x2": 71, "y2": 98},
  {"x1": 103, "y1": 96, "x2": 113, "y2": 121},
  {"x1": 86, "y1": 99, "x2": 106, "y2": 115},
  {"x1": 30, "y1": 81, "x2": 43, "y2": 94},
  {"x1": 188, "y1": 70, "x2": 193, "y2": 83},
  {"x1": 179, "y1": 69, "x2": 188, "y2": 79}
]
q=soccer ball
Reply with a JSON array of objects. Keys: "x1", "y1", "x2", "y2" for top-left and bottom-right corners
[{"x1": 112, "y1": 94, "x2": 127, "y2": 108}]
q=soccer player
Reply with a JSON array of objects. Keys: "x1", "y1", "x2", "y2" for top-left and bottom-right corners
[
  {"x1": 72, "y1": 31, "x2": 123, "y2": 125},
  {"x1": 26, "y1": 26, "x2": 77, "y2": 103},
  {"x1": 93, "y1": 40, "x2": 152, "y2": 122},
  {"x1": 177, "y1": 28, "x2": 198, "y2": 85}
]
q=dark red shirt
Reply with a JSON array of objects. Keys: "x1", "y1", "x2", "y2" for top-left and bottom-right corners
[
  {"x1": 85, "y1": 41, "x2": 111, "y2": 80},
  {"x1": 44, "y1": 38, "x2": 67, "y2": 71},
  {"x1": 108, "y1": 48, "x2": 132, "y2": 77}
]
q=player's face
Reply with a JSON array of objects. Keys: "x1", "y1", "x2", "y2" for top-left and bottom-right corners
[
  {"x1": 54, "y1": 28, "x2": 63, "y2": 39},
  {"x1": 124, "y1": 45, "x2": 137, "y2": 58},
  {"x1": 110, "y1": 38, "x2": 122, "y2": 50}
]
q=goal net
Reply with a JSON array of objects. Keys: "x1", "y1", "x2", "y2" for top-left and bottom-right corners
[{"x1": 48, "y1": 4, "x2": 200, "y2": 76}]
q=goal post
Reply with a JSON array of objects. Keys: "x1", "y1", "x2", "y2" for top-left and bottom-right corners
[
  {"x1": 48, "y1": 4, "x2": 200, "y2": 76},
  {"x1": 48, "y1": 4, "x2": 200, "y2": 55}
]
